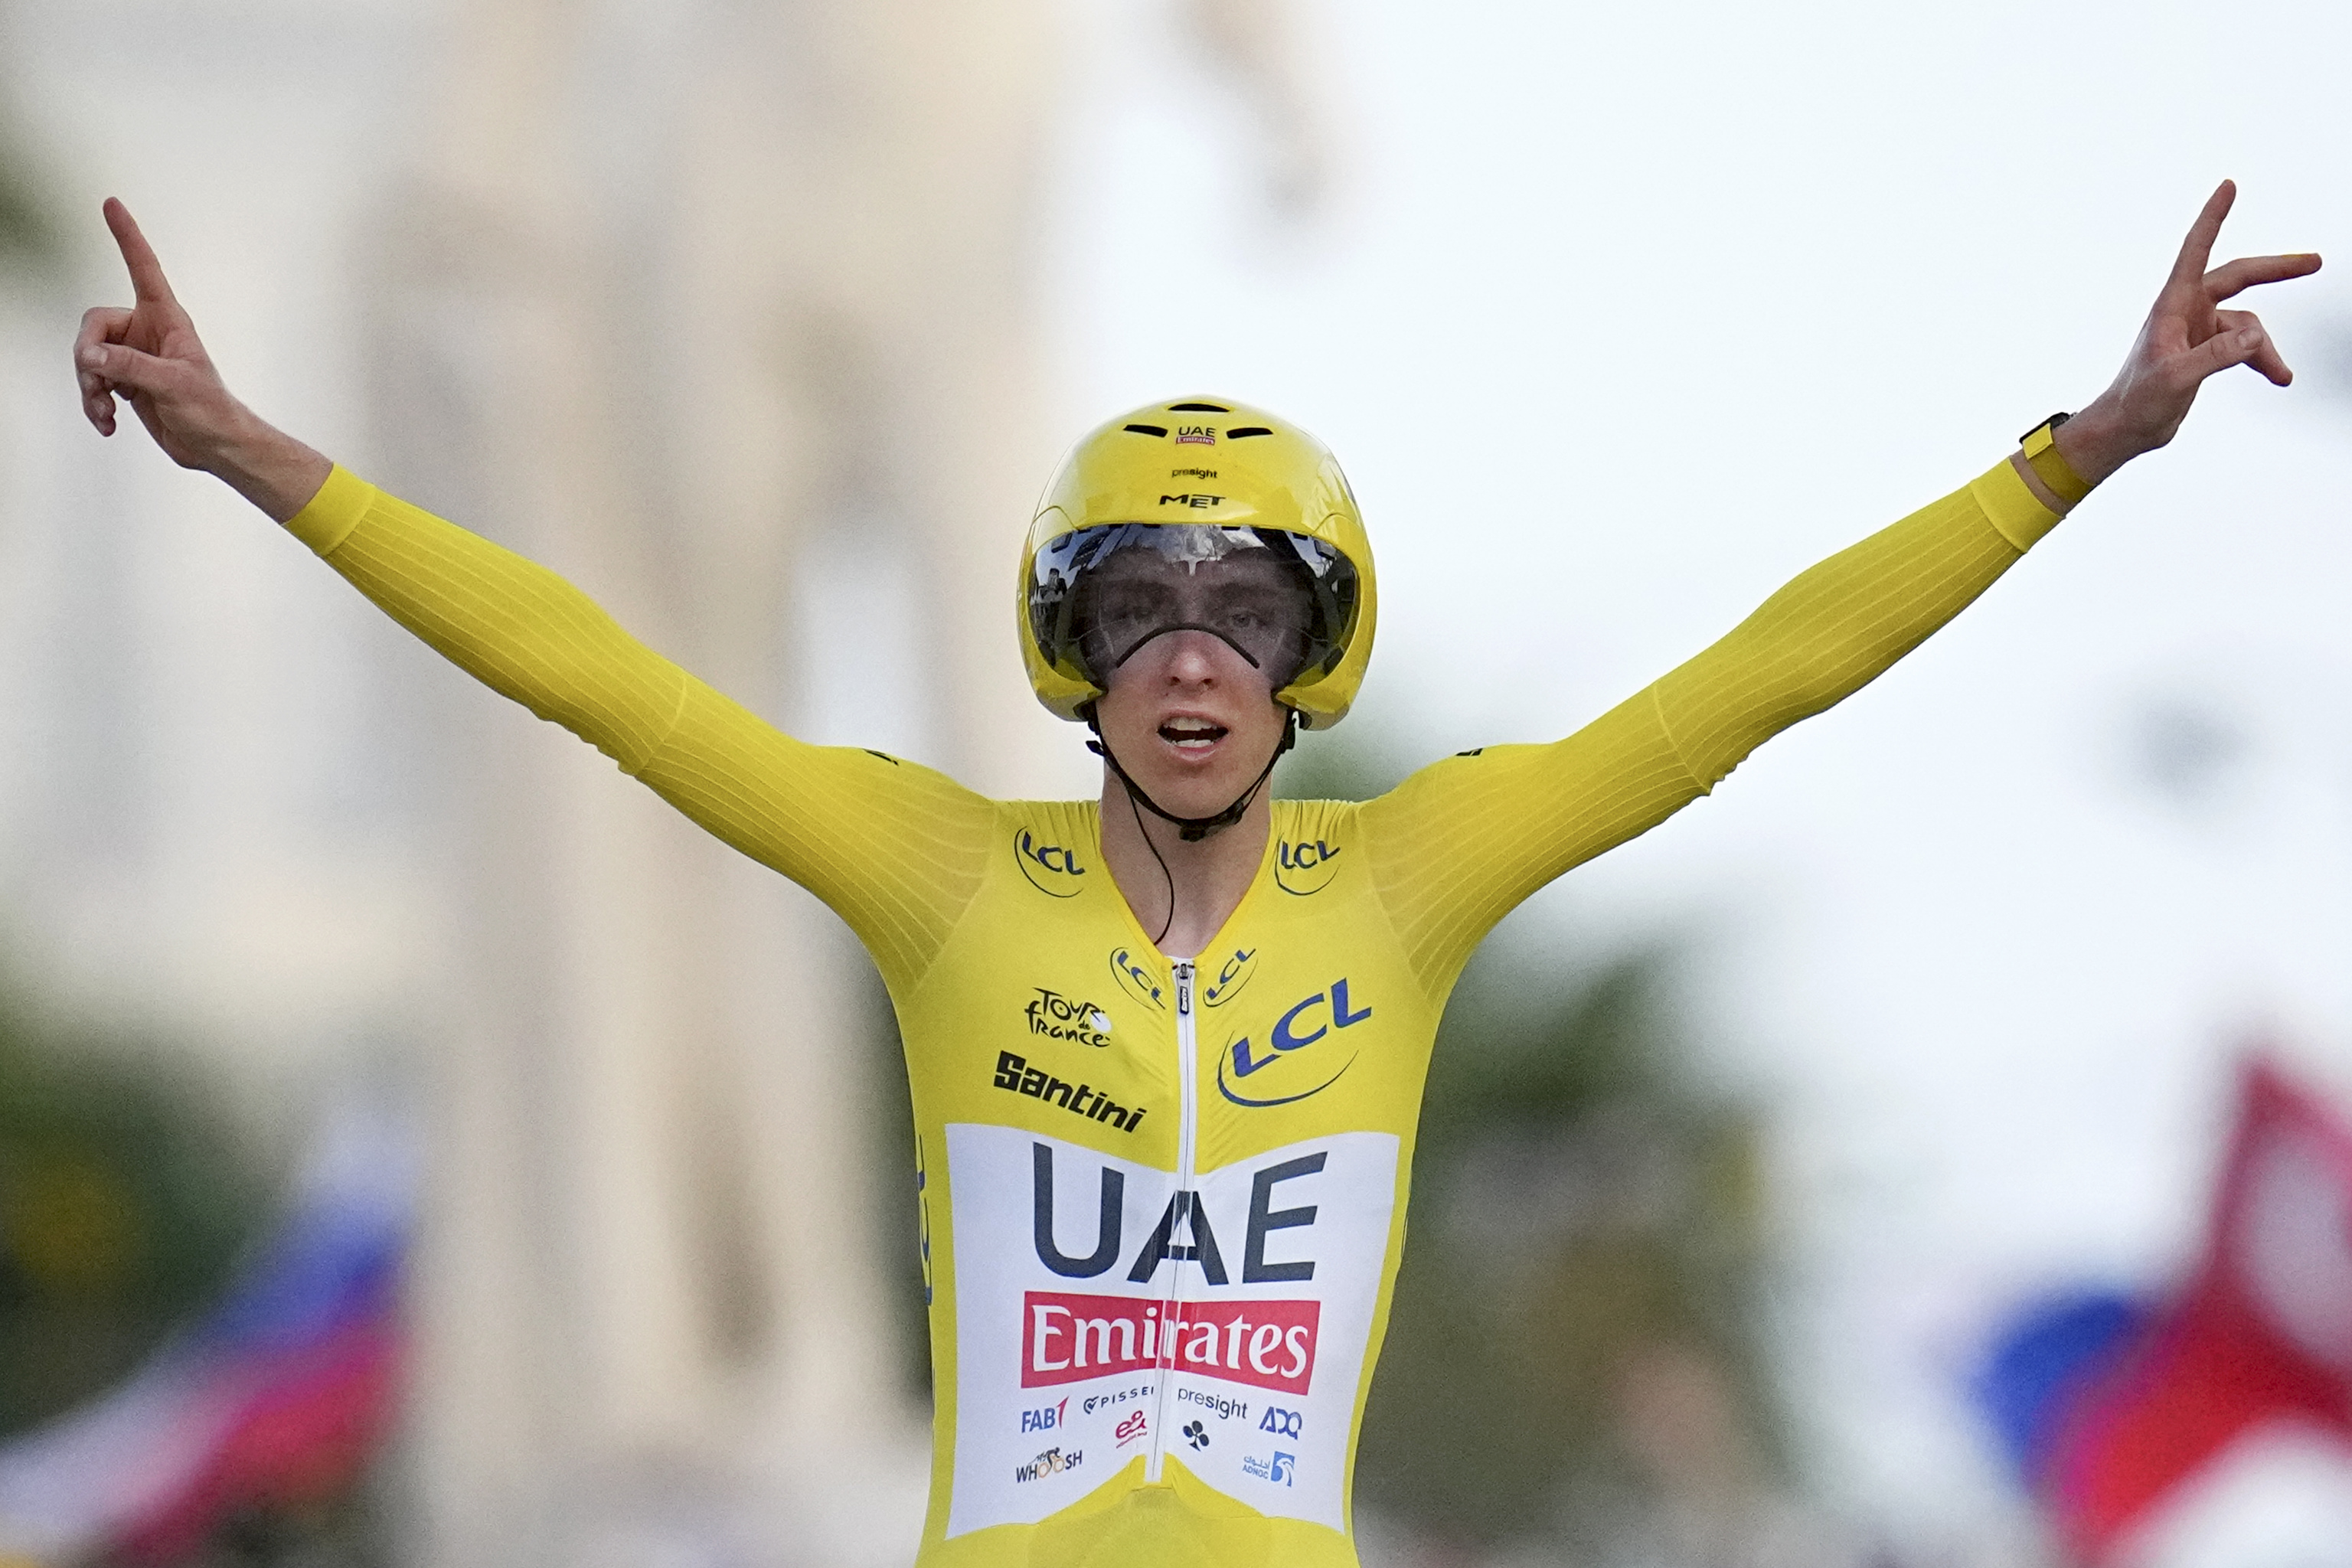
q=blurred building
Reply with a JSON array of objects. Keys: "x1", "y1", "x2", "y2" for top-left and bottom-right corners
[{"x1": 0, "y1": 2, "x2": 1321, "y2": 1565}]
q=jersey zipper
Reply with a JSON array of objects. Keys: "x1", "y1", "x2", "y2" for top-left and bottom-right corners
[{"x1": 1145, "y1": 957, "x2": 1197, "y2": 1484}]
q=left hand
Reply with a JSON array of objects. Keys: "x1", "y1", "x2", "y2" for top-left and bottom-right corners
[{"x1": 2055, "y1": 181, "x2": 2320, "y2": 488}]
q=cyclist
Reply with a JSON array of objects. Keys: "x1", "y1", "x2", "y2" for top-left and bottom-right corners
[{"x1": 72, "y1": 188, "x2": 2314, "y2": 1568}]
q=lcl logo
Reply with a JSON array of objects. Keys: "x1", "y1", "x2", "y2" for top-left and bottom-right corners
[
  {"x1": 1201, "y1": 947, "x2": 1256, "y2": 1008},
  {"x1": 1217, "y1": 980, "x2": 1372, "y2": 1109},
  {"x1": 1274, "y1": 838, "x2": 1342, "y2": 897},
  {"x1": 1107, "y1": 946, "x2": 1165, "y2": 1011},
  {"x1": 1014, "y1": 828, "x2": 1086, "y2": 897}
]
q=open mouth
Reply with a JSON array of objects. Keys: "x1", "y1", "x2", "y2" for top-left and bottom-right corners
[{"x1": 1158, "y1": 717, "x2": 1230, "y2": 753}]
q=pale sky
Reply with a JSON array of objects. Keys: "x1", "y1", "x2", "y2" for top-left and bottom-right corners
[{"x1": 1043, "y1": 0, "x2": 2352, "y2": 1557}]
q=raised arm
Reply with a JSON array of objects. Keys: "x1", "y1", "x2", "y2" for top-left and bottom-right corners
[
  {"x1": 1364, "y1": 183, "x2": 2319, "y2": 995},
  {"x1": 72, "y1": 200, "x2": 994, "y2": 987}
]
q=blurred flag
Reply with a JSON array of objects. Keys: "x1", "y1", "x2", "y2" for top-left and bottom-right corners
[
  {"x1": 0, "y1": 1102, "x2": 412, "y2": 1563},
  {"x1": 1976, "y1": 1060, "x2": 2352, "y2": 1562}
]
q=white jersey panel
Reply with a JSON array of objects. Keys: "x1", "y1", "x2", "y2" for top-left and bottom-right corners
[{"x1": 943, "y1": 1122, "x2": 1398, "y2": 1537}]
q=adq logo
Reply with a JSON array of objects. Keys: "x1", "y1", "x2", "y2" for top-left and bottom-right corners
[
  {"x1": 1014, "y1": 828, "x2": 1086, "y2": 898},
  {"x1": 1217, "y1": 980, "x2": 1373, "y2": 1108},
  {"x1": 1274, "y1": 838, "x2": 1343, "y2": 896},
  {"x1": 1259, "y1": 1406, "x2": 1303, "y2": 1441}
]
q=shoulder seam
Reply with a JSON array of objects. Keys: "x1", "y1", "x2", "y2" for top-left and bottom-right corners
[
  {"x1": 1646, "y1": 683, "x2": 1709, "y2": 795},
  {"x1": 623, "y1": 666, "x2": 695, "y2": 779}
]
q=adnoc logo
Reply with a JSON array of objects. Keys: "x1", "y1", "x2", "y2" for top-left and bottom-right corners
[
  {"x1": 1217, "y1": 979, "x2": 1373, "y2": 1108},
  {"x1": 1273, "y1": 838, "x2": 1343, "y2": 896},
  {"x1": 1107, "y1": 946, "x2": 1166, "y2": 1011},
  {"x1": 1200, "y1": 947, "x2": 1257, "y2": 1008},
  {"x1": 1014, "y1": 828, "x2": 1086, "y2": 897}
]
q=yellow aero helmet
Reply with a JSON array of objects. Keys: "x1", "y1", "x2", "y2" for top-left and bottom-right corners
[{"x1": 1018, "y1": 397, "x2": 1376, "y2": 730}]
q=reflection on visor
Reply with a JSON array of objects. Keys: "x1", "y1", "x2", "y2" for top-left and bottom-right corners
[{"x1": 1029, "y1": 524, "x2": 1359, "y2": 692}]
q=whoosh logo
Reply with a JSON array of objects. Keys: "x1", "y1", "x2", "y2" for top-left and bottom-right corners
[
  {"x1": 1217, "y1": 980, "x2": 1372, "y2": 1109},
  {"x1": 1021, "y1": 1289, "x2": 1320, "y2": 1395}
]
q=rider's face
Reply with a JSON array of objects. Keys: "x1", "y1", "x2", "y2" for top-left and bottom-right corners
[{"x1": 1086, "y1": 551, "x2": 1302, "y2": 817}]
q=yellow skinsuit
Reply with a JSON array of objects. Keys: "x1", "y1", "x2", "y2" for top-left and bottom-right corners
[{"x1": 285, "y1": 455, "x2": 2066, "y2": 1566}]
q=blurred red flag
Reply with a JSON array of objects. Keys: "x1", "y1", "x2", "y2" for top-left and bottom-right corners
[{"x1": 2050, "y1": 1060, "x2": 2352, "y2": 1560}]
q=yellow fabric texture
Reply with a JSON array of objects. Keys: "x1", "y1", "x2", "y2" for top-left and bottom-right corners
[{"x1": 286, "y1": 456, "x2": 2063, "y2": 1566}]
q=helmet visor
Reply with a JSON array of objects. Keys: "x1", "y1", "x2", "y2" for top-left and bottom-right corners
[{"x1": 1030, "y1": 524, "x2": 1359, "y2": 694}]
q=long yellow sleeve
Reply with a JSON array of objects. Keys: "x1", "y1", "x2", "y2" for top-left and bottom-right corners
[
  {"x1": 1362, "y1": 456, "x2": 2065, "y2": 995},
  {"x1": 284, "y1": 467, "x2": 995, "y2": 987}
]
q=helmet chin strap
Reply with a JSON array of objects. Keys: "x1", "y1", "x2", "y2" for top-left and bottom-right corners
[{"x1": 1085, "y1": 707, "x2": 1298, "y2": 844}]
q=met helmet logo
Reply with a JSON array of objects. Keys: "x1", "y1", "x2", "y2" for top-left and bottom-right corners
[
  {"x1": 1217, "y1": 980, "x2": 1372, "y2": 1108},
  {"x1": 1158, "y1": 492, "x2": 1224, "y2": 508}
]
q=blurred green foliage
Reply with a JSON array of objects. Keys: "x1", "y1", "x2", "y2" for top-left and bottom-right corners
[
  {"x1": 1356, "y1": 940, "x2": 1781, "y2": 1549},
  {"x1": 0, "y1": 89, "x2": 58, "y2": 266},
  {"x1": 0, "y1": 992, "x2": 261, "y2": 1440},
  {"x1": 1284, "y1": 730, "x2": 1785, "y2": 1553}
]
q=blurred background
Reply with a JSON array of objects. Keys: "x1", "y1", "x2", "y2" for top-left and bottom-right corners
[{"x1": 1, "y1": 0, "x2": 2350, "y2": 1565}]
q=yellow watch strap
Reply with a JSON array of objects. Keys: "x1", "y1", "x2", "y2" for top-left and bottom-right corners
[{"x1": 2020, "y1": 416, "x2": 2092, "y2": 508}]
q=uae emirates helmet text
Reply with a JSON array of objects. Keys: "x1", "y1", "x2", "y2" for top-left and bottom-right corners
[{"x1": 1019, "y1": 397, "x2": 1377, "y2": 731}]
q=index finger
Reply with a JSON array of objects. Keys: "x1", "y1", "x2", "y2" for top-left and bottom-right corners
[
  {"x1": 102, "y1": 197, "x2": 179, "y2": 307},
  {"x1": 2165, "y1": 179, "x2": 2237, "y2": 296}
]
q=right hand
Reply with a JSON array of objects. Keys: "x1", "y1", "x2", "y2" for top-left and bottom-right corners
[{"x1": 74, "y1": 198, "x2": 329, "y2": 522}]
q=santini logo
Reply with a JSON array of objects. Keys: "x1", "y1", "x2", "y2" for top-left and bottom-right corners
[
  {"x1": 1217, "y1": 980, "x2": 1372, "y2": 1108},
  {"x1": 994, "y1": 1053, "x2": 1147, "y2": 1133},
  {"x1": 1014, "y1": 828, "x2": 1086, "y2": 897}
]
